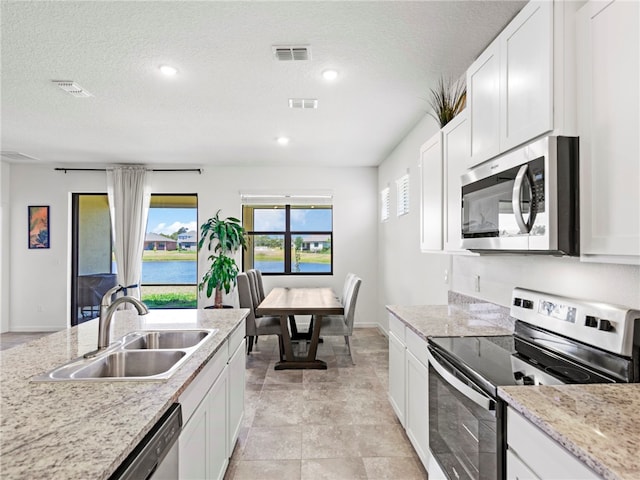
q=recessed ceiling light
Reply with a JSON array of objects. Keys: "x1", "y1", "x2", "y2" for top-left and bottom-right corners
[
  {"x1": 159, "y1": 65, "x2": 178, "y2": 76},
  {"x1": 322, "y1": 69, "x2": 339, "y2": 81},
  {"x1": 277, "y1": 137, "x2": 290, "y2": 146}
]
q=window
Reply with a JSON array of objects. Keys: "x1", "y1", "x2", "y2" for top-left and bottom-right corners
[
  {"x1": 396, "y1": 173, "x2": 410, "y2": 217},
  {"x1": 243, "y1": 204, "x2": 333, "y2": 275},
  {"x1": 142, "y1": 194, "x2": 198, "y2": 308},
  {"x1": 381, "y1": 186, "x2": 390, "y2": 222}
]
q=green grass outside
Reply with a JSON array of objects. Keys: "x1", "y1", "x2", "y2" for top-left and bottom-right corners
[{"x1": 141, "y1": 285, "x2": 197, "y2": 308}]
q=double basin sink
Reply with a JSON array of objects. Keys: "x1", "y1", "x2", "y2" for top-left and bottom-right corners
[{"x1": 33, "y1": 329, "x2": 218, "y2": 382}]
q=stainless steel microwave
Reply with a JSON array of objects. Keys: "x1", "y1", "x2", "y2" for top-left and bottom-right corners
[{"x1": 460, "y1": 136, "x2": 579, "y2": 255}]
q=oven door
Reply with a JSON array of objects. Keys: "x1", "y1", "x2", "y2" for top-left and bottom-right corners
[{"x1": 427, "y1": 348, "x2": 502, "y2": 480}]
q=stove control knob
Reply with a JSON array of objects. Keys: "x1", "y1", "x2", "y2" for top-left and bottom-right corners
[
  {"x1": 514, "y1": 371, "x2": 524, "y2": 381},
  {"x1": 585, "y1": 316, "x2": 598, "y2": 328},
  {"x1": 599, "y1": 319, "x2": 613, "y2": 331},
  {"x1": 522, "y1": 375, "x2": 535, "y2": 385}
]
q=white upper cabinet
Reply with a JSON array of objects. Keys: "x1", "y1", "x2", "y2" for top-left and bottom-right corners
[
  {"x1": 467, "y1": 1, "x2": 575, "y2": 168},
  {"x1": 442, "y1": 110, "x2": 470, "y2": 253},
  {"x1": 419, "y1": 132, "x2": 443, "y2": 252},
  {"x1": 577, "y1": 0, "x2": 640, "y2": 263},
  {"x1": 467, "y1": 40, "x2": 501, "y2": 166},
  {"x1": 500, "y1": 1, "x2": 553, "y2": 152}
]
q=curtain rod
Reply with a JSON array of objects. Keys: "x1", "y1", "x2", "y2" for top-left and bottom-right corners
[{"x1": 55, "y1": 168, "x2": 202, "y2": 174}]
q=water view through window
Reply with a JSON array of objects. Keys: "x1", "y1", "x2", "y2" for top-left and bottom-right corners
[
  {"x1": 243, "y1": 205, "x2": 333, "y2": 274},
  {"x1": 140, "y1": 195, "x2": 198, "y2": 308}
]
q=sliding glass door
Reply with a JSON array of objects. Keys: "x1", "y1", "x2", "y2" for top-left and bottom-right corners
[{"x1": 71, "y1": 193, "x2": 198, "y2": 326}]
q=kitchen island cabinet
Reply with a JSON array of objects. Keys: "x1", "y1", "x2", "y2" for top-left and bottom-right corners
[
  {"x1": 178, "y1": 322, "x2": 245, "y2": 480},
  {"x1": 0, "y1": 308, "x2": 248, "y2": 480}
]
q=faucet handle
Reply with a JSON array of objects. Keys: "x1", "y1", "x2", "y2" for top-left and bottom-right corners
[{"x1": 101, "y1": 284, "x2": 124, "y2": 306}]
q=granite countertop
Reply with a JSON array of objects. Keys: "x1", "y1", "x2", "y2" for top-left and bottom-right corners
[
  {"x1": 499, "y1": 384, "x2": 640, "y2": 480},
  {"x1": 0, "y1": 308, "x2": 248, "y2": 480},
  {"x1": 386, "y1": 303, "x2": 514, "y2": 339}
]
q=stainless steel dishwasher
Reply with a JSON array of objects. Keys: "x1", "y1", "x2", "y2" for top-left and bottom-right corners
[{"x1": 109, "y1": 403, "x2": 182, "y2": 480}]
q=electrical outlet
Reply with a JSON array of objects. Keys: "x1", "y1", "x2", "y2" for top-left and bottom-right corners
[
  {"x1": 474, "y1": 275, "x2": 480, "y2": 292},
  {"x1": 444, "y1": 269, "x2": 449, "y2": 284}
]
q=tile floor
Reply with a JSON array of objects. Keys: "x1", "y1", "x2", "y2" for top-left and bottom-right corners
[{"x1": 224, "y1": 328, "x2": 427, "y2": 480}]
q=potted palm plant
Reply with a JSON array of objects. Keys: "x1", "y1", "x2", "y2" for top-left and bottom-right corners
[
  {"x1": 198, "y1": 210, "x2": 247, "y2": 308},
  {"x1": 427, "y1": 75, "x2": 466, "y2": 128}
]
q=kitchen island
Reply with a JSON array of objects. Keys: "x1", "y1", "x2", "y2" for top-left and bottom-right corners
[{"x1": 0, "y1": 308, "x2": 248, "y2": 479}]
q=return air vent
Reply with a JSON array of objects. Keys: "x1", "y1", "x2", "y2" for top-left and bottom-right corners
[
  {"x1": 52, "y1": 80, "x2": 93, "y2": 98},
  {"x1": 272, "y1": 45, "x2": 311, "y2": 61},
  {"x1": 288, "y1": 98, "x2": 318, "y2": 109}
]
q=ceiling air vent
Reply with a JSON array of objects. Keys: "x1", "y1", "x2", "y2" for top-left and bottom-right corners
[
  {"x1": 272, "y1": 45, "x2": 311, "y2": 61},
  {"x1": 288, "y1": 98, "x2": 318, "y2": 109},
  {"x1": 53, "y1": 80, "x2": 93, "y2": 98}
]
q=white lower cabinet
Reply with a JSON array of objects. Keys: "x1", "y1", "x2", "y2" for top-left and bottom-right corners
[
  {"x1": 388, "y1": 333, "x2": 406, "y2": 427},
  {"x1": 405, "y1": 347, "x2": 429, "y2": 467},
  {"x1": 178, "y1": 322, "x2": 246, "y2": 480},
  {"x1": 227, "y1": 329, "x2": 246, "y2": 455},
  {"x1": 506, "y1": 407, "x2": 600, "y2": 480},
  {"x1": 387, "y1": 314, "x2": 430, "y2": 470}
]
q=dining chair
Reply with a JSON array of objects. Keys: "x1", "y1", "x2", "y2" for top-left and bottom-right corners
[
  {"x1": 237, "y1": 272, "x2": 283, "y2": 358},
  {"x1": 341, "y1": 272, "x2": 356, "y2": 305},
  {"x1": 316, "y1": 275, "x2": 362, "y2": 364},
  {"x1": 250, "y1": 268, "x2": 266, "y2": 302},
  {"x1": 246, "y1": 269, "x2": 264, "y2": 318}
]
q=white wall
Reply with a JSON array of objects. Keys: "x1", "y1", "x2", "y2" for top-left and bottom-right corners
[
  {"x1": 377, "y1": 115, "x2": 451, "y2": 331},
  {"x1": 1, "y1": 161, "x2": 10, "y2": 332},
  {"x1": 6, "y1": 164, "x2": 378, "y2": 331}
]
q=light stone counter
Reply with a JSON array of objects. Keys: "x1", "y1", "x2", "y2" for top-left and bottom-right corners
[
  {"x1": 386, "y1": 300, "x2": 514, "y2": 339},
  {"x1": 0, "y1": 308, "x2": 248, "y2": 480},
  {"x1": 499, "y1": 384, "x2": 640, "y2": 480}
]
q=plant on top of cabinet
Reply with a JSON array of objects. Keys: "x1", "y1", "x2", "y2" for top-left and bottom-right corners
[
  {"x1": 198, "y1": 210, "x2": 247, "y2": 308},
  {"x1": 427, "y1": 76, "x2": 466, "y2": 128}
]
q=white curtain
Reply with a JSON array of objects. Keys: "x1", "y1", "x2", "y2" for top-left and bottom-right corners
[{"x1": 106, "y1": 165, "x2": 151, "y2": 301}]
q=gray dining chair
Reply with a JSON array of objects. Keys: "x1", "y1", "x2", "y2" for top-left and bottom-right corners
[
  {"x1": 246, "y1": 269, "x2": 262, "y2": 314},
  {"x1": 237, "y1": 272, "x2": 283, "y2": 358},
  {"x1": 316, "y1": 275, "x2": 362, "y2": 364},
  {"x1": 249, "y1": 268, "x2": 266, "y2": 302}
]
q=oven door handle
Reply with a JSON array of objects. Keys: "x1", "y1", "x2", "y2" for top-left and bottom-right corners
[{"x1": 427, "y1": 349, "x2": 494, "y2": 411}]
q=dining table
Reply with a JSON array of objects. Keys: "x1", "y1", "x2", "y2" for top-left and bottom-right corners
[{"x1": 256, "y1": 287, "x2": 344, "y2": 370}]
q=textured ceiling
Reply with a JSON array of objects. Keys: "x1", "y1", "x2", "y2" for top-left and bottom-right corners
[{"x1": 0, "y1": 1, "x2": 525, "y2": 168}]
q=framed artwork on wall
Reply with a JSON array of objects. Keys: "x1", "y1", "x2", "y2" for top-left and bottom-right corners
[{"x1": 28, "y1": 205, "x2": 50, "y2": 249}]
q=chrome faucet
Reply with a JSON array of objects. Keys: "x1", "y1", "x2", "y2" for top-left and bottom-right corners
[{"x1": 84, "y1": 285, "x2": 149, "y2": 358}]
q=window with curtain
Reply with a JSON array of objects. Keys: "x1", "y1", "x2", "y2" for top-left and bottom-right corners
[{"x1": 242, "y1": 198, "x2": 333, "y2": 275}]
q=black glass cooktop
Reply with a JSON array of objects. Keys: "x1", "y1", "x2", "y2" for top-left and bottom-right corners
[{"x1": 428, "y1": 325, "x2": 629, "y2": 396}]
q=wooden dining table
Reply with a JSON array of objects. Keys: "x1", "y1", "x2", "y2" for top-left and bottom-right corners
[{"x1": 256, "y1": 287, "x2": 344, "y2": 370}]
